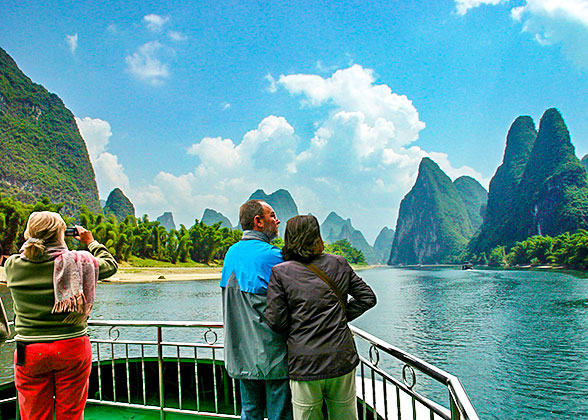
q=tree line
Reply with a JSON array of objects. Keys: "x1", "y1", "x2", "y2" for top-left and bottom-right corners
[
  {"x1": 471, "y1": 230, "x2": 588, "y2": 270},
  {"x1": 0, "y1": 195, "x2": 366, "y2": 265}
]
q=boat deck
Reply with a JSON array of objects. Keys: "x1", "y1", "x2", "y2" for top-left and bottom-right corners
[{"x1": 0, "y1": 320, "x2": 479, "y2": 420}]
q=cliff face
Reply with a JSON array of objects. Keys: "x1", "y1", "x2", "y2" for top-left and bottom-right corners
[
  {"x1": 512, "y1": 108, "x2": 588, "y2": 240},
  {"x1": 389, "y1": 158, "x2": 473, "y2": 265},
  {"x1": 472, "y1": 116, "x2": 537, "y2": 252},
  {"x1": 103, "y1": 188, "x2": 135, "y2": 221},
  {"x1": 453, "y1": 176, "x2": 487, "y2": 232},
  {"x1": 201, "y1": 208, "x2": 232, "y2": 229},
  {"x1": 373, "y1": 226, "x2": 395, "y2": 264},
  {"x1": 157, "y1": 212, "x2": 176, "y2": 231},
  {"x1": 248, "y1": 189, "x2": 299, "y2": 236},
  {"x1": 0, "y1": 47, "x2": 101, "y2": 213},
  {"x1": 321, "y1": 212, "x2": 376, "y2": 264}
]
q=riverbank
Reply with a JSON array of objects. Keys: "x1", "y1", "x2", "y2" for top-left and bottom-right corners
[{"x1": 0, "y1": 263, "x2": 378, "y2": 284}]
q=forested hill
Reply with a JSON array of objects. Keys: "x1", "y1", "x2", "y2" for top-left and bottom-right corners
[
  {"x1": 389, "y1": 157, "x2": 474, "y2": 265},
  {"x1": 0, "y1": 47, "x2": 101, "y2": 214},
  {"x1": 473, "y1": 109, "x2": 588, "y2": 253}
]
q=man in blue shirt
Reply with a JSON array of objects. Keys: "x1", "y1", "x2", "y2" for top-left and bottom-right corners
[{"x1": 221, "y1": 199, "x2": 292, "y2": 420}]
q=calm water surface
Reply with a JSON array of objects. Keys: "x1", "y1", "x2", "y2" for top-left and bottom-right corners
[{"x1": 2, "y1": 266, "x2": 588, "y2": 419}]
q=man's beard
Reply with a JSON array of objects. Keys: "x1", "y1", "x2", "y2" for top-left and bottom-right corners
[{"x1": 262, "y1": 227, "x2": 278, "y2": 242}]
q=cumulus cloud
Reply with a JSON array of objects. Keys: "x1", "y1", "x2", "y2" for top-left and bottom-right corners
[
  {"x1": 455, "y1": 0, "x2": 507, "y2": 15},
  {"x1": 75, "y1": 117, "x2": 130, "y2": 198},
  {"x1": 511, "y1": 0, "x2": 588, "y2": 69},
  {"x1": 143, "y1": 14, "x2": 169, "y2": 32},
  {"x1": 66, "y1": 34, "x2": 78, "y2": 54},
  {"x1": 172, "y1": 65, "x2": 482, "y2": 240},
  {"x1": 125, "y1": 41, "x2": 170, "y2": 85}
]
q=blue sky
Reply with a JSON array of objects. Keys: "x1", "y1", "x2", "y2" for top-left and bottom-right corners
[{"x1": 2, "y1": 0, "x2": 588, "y2": 242}]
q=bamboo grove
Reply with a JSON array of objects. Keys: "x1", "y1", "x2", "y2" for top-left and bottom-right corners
[{"x1": 0, "y1": 195, "x2": 241, "y2": 264}]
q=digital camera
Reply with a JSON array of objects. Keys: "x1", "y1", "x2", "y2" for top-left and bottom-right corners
[{"x1": 65, "y1": 227, "x2": 78, "y2": 237}]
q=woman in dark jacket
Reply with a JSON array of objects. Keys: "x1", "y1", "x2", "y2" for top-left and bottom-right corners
[{"x1": 266, "y1": 215, "x2": 376, "y2": 420}]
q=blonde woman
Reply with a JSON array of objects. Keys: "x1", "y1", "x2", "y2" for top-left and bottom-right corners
[{"x1": 4, "y1": 211, "x2": 117, "y2": 420}]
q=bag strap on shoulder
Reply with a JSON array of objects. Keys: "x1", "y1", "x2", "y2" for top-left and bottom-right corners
[{"x1": 303, "y1": 263, "x2": 347, "y2": 311}]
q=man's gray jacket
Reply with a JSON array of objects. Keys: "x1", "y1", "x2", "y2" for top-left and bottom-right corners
[{"x1": 220, "y1": 230, "x2": 288, "y2": 380}]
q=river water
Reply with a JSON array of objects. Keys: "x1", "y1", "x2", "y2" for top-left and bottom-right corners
[{"x1": 2, "y1": 266, "x2": 588, "y2": 419}]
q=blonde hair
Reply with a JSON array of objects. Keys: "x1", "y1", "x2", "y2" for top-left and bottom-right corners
[{"x1": 22, "y1": 211, "x2": 66, "y2": 259}]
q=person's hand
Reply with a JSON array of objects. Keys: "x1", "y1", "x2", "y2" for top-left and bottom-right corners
[{"x1": 75, "y1": 225, "x2": 94, "y2": 245}]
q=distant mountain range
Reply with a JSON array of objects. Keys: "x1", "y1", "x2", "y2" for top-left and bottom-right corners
[
  {"x1": 0, "y1": 47, "x2": 101, "y2": 214},
  {"x1": 4, "y1": 48, "x2": 585, "y2": 266}
]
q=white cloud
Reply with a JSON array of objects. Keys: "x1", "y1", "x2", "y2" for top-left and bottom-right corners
[
  {"x1": 75, "y1": 117, "x2": 112, "y2": 160},
  {"x1": 455, "y1": 0, "x2": 507, "y2": 15},
  {"x1": 93, "y1": 152, "x2": 131, "y2": 195},
  {"x1": 76, "y1": 65, "x2": 485, "y2": 241},
  {"x1": 510, "y1": 0, "x2": 588, "y2": 69},
  {"x1": 459, "y1": 0, "x2": 588, "y2": 70},
  {"x1": 125, "y1": 41, "x2": 170, "y2": 85},
  {"x1": 168, "y1": 31, "x2": 187, "y2": 41},
  {"x1": 75, "y1": 117, "x2": 131, "y2": 198},
  {"x1": 143, "y1": 14, "x2": 169, "y2": 32},
  {"x1": 221, "y1": 102, "x2": 231, "y2": 111},
  {"x1": 66, "y1": 34, "x2": 78, "y2": 54},
  {"x1": 169, "y1": 65, "x2": 481, "y2": 240}
]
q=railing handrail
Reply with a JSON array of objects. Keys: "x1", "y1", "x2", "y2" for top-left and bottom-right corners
[
  {"x1": 349, "y1": 324, "x2": 480, "y2": 420},
  {"x1": 88, "y1": 320, "x2": 223, "y2": 328}
]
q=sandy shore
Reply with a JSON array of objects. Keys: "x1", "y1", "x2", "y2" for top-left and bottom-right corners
[
  {"x1": 0, "y1": 266, "x2": 222, "y2": 284},
  {"x1": 101, "y1": 266, "x2": 222, "y2": 283},
  {"x1": 1, "y1": 264, "x2": 377, "y2": 284}
]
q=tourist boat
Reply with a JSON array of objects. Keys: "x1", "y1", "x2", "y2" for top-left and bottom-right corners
[
  {"x1": 461, "y1": 262, "x2": 474, "y2": 270},
  {"x1": 0, "y1": 320, "x2": 480, "y2": 420}
]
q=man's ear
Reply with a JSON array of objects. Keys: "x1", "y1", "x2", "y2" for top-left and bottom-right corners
[{"x1": 253, "y1": 215, "x2": 263, "y2": 229}]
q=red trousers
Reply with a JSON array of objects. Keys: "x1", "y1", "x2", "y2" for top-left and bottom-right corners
[{"x1": 15, "y1": 336, "x2": 92, "y2": 420}]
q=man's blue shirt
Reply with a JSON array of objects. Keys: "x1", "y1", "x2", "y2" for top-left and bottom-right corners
[{"x1": 220, "y1": 231, "x2": 283, "y2": 295}]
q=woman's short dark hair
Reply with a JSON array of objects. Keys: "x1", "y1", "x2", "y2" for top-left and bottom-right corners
[
  {"x1": 282, "y1": 215, "x2": 324, "y2": 262},
  {"x1": 239, "y1": 200, "x2": 265, "y2": 231}
]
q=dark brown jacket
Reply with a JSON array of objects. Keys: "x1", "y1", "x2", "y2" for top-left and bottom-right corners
[{"x1": 265, "y1": 253, "x2": 376, "y2": 381}]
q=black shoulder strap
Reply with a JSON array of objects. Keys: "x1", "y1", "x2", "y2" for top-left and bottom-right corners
[{"x1": 304, "y1": 263, "x2": 347, "y2": 311}]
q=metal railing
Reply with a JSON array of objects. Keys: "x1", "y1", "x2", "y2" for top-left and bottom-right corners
[
  {"x1": 0, "y1": 321, "x2": 480, "y2": 420},
  {"x1": 351, "y1": 325, "x2": 480, "y2": 420},
  {"x1": 86, "y1": 320, "x2": 238, "y2": 419}
]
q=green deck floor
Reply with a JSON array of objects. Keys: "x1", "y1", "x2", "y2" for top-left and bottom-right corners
[{"x1": 84, "y1": 404, "x2": 225, "y2": 420}]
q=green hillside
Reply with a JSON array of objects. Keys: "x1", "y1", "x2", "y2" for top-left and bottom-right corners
[
  {"x1": 512, "y1": 108, "x2": 588, "y2": 241},
  {"x1": 103, "y1": 188, "x2": 135, "y2": 221},
  {"x1": 389, "y1": 158, "x2": 473, "y2": 265},
  {"x1": 453, "y1": 176, "x2": 487, "y2": 232},
  {"x1": 0, "y1": 47, "x2": 101, "y2": 214}
]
